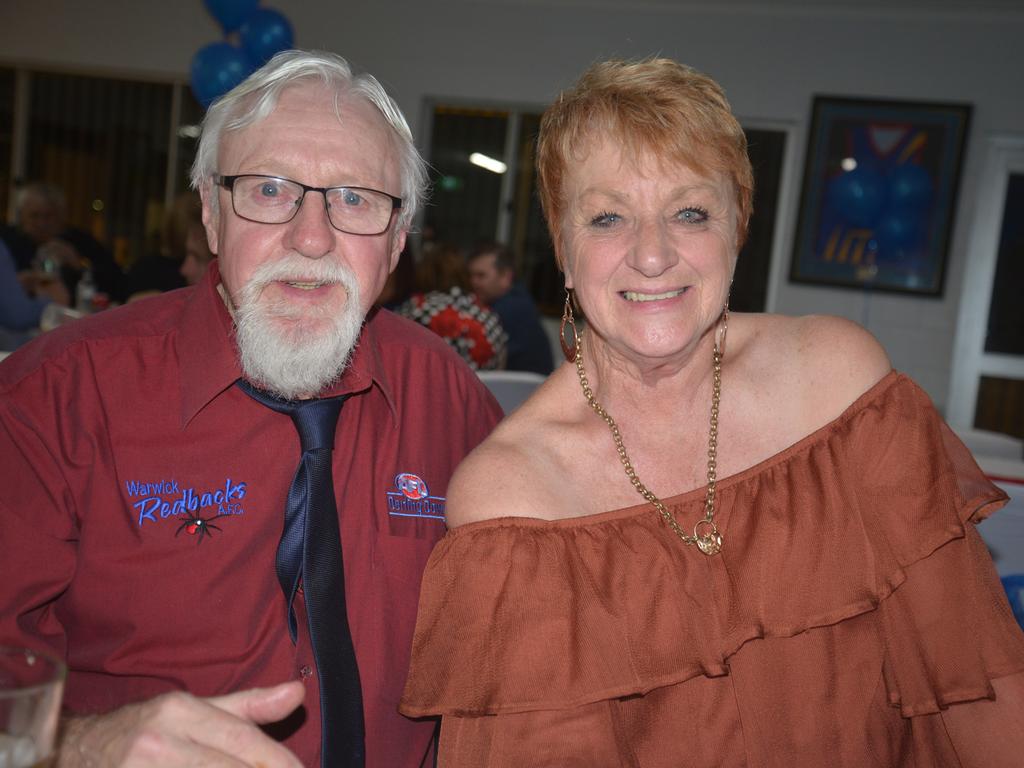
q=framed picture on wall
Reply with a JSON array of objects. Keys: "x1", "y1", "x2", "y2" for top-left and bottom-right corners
[{"x1": 790, "y1": 96, "x2": 971, "y2": 296}]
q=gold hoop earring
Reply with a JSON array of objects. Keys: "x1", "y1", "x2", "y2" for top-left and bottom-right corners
[
  {"x1": 715, "y1": 300, "x2": 730, "y2": 357},
  {"x1": 560, "y1": 290, "x2": 579, "y2": 363}
]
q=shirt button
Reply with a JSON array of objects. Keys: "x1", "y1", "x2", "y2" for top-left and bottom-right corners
[{"x1": 300, "y1": 665, "x2": 313, "y2": 679}]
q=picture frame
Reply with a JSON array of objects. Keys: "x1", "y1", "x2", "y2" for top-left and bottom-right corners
[{"x1": 790, "y1": 96, "x2": 971, "y2": 296}]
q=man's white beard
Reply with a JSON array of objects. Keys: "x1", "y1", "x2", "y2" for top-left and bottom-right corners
[{"x1": 234, "y1": 257, "x2": 363, "y2": 400}]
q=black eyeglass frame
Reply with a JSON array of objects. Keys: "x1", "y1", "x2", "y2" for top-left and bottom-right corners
[{"x1": 214, "y1": 174, "x2": 403, "y2": 236}]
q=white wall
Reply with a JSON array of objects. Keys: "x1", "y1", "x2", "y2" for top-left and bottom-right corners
[{"x1": 3, "y1": 0, "x2": 1023, "y2": 411}]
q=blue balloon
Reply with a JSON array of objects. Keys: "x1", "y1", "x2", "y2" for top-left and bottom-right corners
[
  {"x1": 190, "y1": 42, "x2": 255, "y2": 108},
  {"x1": 888, "y1": 163, "x2": 933, "y2": 212},
  {"x1": 204, "y1": 0, "x2": 259, "y2": 33},
  {"x1": 829, "y1": 166, "x2": 886, "y2": 228},
  {"x1": 240, "y1": 8, "x2": 294, "y2": 65},
  {"x1": 875, "y1": 212, "x2": 923, "y2": 252}
]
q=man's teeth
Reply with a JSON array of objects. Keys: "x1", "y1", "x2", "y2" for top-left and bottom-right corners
[
  {"x1": 285, "y1": 281, "x2": 324, "y2": 289},
  {"x1": 623, "y1": 289, "x2": 684, "y2": 302}
]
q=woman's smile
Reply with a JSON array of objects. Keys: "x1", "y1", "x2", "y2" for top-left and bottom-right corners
[{"x1": 621, "y1": 287, "x2": 688, "y2": 303}]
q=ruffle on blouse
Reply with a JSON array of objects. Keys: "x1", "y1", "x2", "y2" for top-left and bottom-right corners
[{"x1": 400, "y1": 373, "x2": 1023, "y2": 720}]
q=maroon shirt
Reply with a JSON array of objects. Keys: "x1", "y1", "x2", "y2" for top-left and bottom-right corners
[{"x1": 0, "y1": 263, "x2": 502, "y2": 767}]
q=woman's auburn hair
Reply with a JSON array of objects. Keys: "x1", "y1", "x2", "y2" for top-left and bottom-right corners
[{"x1": 536, "y1": 58, "x2": 754, "y2": 265}]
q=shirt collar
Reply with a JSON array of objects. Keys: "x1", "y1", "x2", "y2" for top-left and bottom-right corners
[{"x1": 177, "y1": 260, "x2": 398, "y2": 427}]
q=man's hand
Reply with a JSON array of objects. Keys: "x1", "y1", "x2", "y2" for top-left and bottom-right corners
[
  {"x1": 38, "y1": 239, "x2": 84, "y2": 270},
  {"x1": 18, "y1": 270, "x2": 70, "y2": 306},
  {"x1": 57, "y1": 681, "x2": 306, "y2": 767}
]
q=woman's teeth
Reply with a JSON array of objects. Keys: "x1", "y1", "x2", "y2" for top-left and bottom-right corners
[{"x1": 622, "y1": 289, "x2": 684, "y2": 302}]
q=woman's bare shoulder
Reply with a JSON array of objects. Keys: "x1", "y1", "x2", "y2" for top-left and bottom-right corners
[
  {"x1": 734, "y1": 313, "x2": 892, "y2": 432},
  {"x1": 792, "y1": 313, "x2": 891, "y2": 395},
  {"x1": 444, "y1": 373, "x2": 576, "y2": 529}
]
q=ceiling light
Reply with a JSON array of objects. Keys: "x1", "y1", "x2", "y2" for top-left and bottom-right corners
[{"x1": 469, "y1": 152, "x2": 507, "y2": 174}]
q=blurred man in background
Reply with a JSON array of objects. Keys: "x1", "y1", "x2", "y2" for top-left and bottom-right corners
[{"x1": 468, "y1": 241, "x2": 553, "y2": 374}]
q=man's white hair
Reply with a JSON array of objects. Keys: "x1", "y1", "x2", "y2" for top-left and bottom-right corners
[{"x1": 190, "y1": 49, "x2": 426, "y2": 230}]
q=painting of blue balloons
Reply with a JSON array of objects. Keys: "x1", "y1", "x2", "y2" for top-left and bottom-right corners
[
  {"x1": 791, "y1": 97, "x2": 971, "y2": 296},
  {"x1": 1004, "y1": 574, "x2": 1024, "y2": 631},
  {"x1": 190, "y1": 3, "x2": 295, "y2": 107}
]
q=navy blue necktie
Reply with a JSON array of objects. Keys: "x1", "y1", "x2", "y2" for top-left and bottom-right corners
[{"x1": 237, "y1": 380, "x2": 365, "y2": 767}]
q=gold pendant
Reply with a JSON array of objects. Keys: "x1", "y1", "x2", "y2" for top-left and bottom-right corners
[
  {"x1": 694, "y1": 520, "x2": 722, "y2": 556},
  {"x1": 696, "y1": 534, "x2": 722, "y2": 556}
]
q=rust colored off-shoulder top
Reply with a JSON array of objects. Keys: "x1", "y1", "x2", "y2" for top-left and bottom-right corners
[{"x1": 401, "y1": 373, "x2": 1024, "y2": 767}]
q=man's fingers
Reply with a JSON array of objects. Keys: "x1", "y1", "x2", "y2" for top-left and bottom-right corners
[
  {"x1": 208, "y1": 681, "x2": 307, "y2": 725},
  {"x1": 197, "y1": 685, "x2": 306, "y2": 768},
  {"x1": 59, "y1": 687, "x2": 307, "y2": 768}
]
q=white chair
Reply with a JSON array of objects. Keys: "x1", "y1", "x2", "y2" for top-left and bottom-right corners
[
  {"x1": 477, "y1": 370, "x2": 546, "y2": 414},
  {"x1": 540, "y1": 315, "x2": 564, "y2": 370}
]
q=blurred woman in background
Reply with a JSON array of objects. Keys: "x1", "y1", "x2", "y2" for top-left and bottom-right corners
[
  {"x1": 120, "y1": 192, "x2": 211, "y2": 300},
  {"x1": 395, "y1": 242, "x2": 507, "y2": 370}
]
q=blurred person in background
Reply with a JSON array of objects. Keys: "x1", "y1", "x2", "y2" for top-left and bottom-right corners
[
  {"x1": 178, "y1": 194, "x2": 217, "y2": 286},
  {"x1": 119, "y1": 192, "x2": 206, "y2": 300},
  {"x1": 0, "y1": 237, "x2": 69, "y2": 350},
  {"x1": 1, "y1": 181, "x2": 121, "y2": 298},
  {"x1": 468, "y1": 241, "x2": 553, "y2": 375},
  {"x1": 396, "y1": 242, "x2": 507, "y2": 370},
  {"x1": 374, "y1": 240, "x2": 415, "y2": 309}
]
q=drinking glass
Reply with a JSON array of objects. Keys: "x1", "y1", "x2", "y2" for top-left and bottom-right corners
[
  {"x1": 0, "y1": 647, "x2": 65, "y2": 768},
  {"x1": 30, "y1": 243, "x2": 63, "y2": 280}
]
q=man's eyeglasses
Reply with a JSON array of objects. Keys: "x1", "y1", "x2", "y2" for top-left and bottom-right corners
[{"x1": 214, "y1": 174, "x2": 402, "y2": 236}]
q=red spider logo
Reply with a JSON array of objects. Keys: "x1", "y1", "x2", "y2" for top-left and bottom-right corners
[{"x1": 175, "y1": 512, "x2": 229, "y2": 544}]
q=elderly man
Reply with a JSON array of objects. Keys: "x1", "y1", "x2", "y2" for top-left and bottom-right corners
[{"x1": 0, "y1": 51, "x2": 501, "y2": 768}]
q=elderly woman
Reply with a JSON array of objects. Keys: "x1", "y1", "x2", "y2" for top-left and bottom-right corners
[{"x1": 401, "y1": 59, "x2": 1024, "y2": 765}]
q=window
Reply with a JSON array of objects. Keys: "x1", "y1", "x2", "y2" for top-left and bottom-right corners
[
  {"x1": 949, "y1": 137, "x2": 1024, "y2": 437},
  {"x1": 985, "y1": 172, "x2": 1024, "y2": 356}
]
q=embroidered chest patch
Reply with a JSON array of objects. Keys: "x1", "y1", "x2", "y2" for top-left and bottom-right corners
[
  {"x1": 386, "y1": 473, "x2": 446, "y2": 520},
  {"x1": 124, "y1": 478, "x2": 248, "y2": 543}
]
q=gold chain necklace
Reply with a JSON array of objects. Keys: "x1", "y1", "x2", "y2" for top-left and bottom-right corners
[{"x1": 574, "y1": 317, "x2": 725, "y2": 556}]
